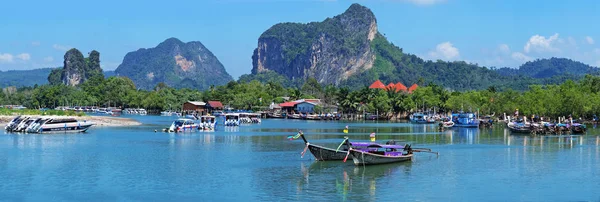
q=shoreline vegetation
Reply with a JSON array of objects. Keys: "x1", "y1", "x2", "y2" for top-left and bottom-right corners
[
  {"x1": 0, "y1": 108, "x2": 86, "y2": 116},
  {"x1": 5, "y1": 74, "x2": 600, "y2": 122}
]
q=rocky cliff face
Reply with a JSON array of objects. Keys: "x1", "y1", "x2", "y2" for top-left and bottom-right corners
[
  {"x1": 51, "y1": 49, "x2": 104, "y2": 86},
  {"x1": 251, "y1": 3, "x2": 378, "y2": 85},
  {"x1": 114, "y1": 38, "x2": 233, "y2": 90}
]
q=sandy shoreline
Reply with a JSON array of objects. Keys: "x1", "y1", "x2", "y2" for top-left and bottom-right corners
[{"x1": 0, "y1": 115, "x2": 142, "y2": 127}]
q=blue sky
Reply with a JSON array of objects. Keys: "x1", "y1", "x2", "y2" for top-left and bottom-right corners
[{"x1": 0, "y1": 0, "x2": 598, "y2": 79}]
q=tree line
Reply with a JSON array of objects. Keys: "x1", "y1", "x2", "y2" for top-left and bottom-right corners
[{"x1": 2, "y1": 74, "x2": 600, "y2": 119}]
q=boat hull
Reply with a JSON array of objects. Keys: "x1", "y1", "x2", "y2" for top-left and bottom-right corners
[
  {"x1": 40, "y1": 123, "x2": 93, "y2": 133},
  {"x1": 571, "y1": 125, "x2": 586, "y2": 134},
  {"x1": 453, "y1": 124, "x2": 479, "y2": 128},
  {"x1": 307, "y1": 144, "x2": 350, "y2": 161},
  {"x1": 349, "y1": 150, "x2": 412, "y2": 166}
]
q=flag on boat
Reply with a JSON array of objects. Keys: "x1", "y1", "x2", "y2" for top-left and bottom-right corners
[
  {"x1": 288, "y1": 132, "x2": 302, "y2": 140},
  {"x1": 343, "y1": 125, "x2": 348, "y2": 134}
]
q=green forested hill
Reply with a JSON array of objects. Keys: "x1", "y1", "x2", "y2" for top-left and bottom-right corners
[
  {"x1": 115, "y1": 38, "x2": 233, "y2": 90},
  {"x1": 0, "y1": 68, "x2": 53, "y2": 88}
]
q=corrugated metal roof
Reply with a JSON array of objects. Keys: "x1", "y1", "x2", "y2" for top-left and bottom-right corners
[{"x1": 187, "y1": 101, "x2": 206, "y2": 106}]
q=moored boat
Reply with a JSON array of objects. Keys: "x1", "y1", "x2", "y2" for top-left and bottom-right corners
[
  {"x1": 344, "y1": 141, "x2": 413, "y2": 166},
  {"x1": 163, "y1": 118, "x2": 198, "y2": 132},
  {"x1": 295, "y1": 132, "x2": 353, "y2": 161},
  {"x1": 507, "y1": 122, "x2": 532, "y2": 134},
  {"x1": 439, "y1": 117, "x2": 454, "y2": 128},
  {"x1": 570, "y1": 122, "x2": 586, "y2": 134},
  {"x1": 343, "y1": 139, "x2": 438, "y2": 166},
  {"x1": 410, "y1": 113, "x2": 435, "y2": 124},
  {"x1": 200, "y1": 115, "x2": 217, "y2": 131},
  {"x1": 38, "y1": 118, "x2": 94, "y2": 133},
  {"x1": 224, "y1": 113, "x2": 240, "y2": 126},
  {"x1": 452, "y1": 112, "x2": 480, "y2": 128}
]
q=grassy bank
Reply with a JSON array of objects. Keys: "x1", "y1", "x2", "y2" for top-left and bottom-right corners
[{"x1": 0, "y1": 109, "x2": 86, "y2": 116}]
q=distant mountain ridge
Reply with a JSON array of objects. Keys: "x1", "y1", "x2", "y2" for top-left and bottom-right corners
[
  {"x1": 115, "y1": 38, "x2": 233, "y2": 90},
  {"x1": 246, "y1": 3, "x2": 597, "y2": 91},
  {"x1": 0, "y1": 68, "x2": 53, "y2": 88},
  {"x1": 496, "y1": 57, "x2": 599, "y2": 78}
]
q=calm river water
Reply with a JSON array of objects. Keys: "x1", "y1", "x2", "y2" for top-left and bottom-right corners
[{"x1": 1, "y1": 115, "x2": 599, "y2": 201}]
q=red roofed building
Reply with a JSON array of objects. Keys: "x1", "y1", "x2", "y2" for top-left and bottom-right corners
[
  {"x1": 207, "y1": 101, "x2": 224, "y2": 109},
  {"x1": 408, "y1": 84, "x2": 418, "y2": 92},
  {"x1": 368, "y1": 80, "x2": 386, "y2": 89},
  {"x1": 395, "y1": 82, "x2": 408, "y2": 92},
  {"x1": 279, "y1": 102, "x2": 297, "y2": 107},
  {"x1": 386, "y1": 83, "x2": 395, "y2": 91}
]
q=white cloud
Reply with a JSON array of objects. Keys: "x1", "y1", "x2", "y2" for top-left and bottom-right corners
[
  {"x1": 498, "y1": 44, "x2": 510, "y2": 54},
  {"x1": 567, "y1": 37, "x2": 577, "y2": 46},
  {"x1": 53, "y1": 44, "x2": 71, "y2": 51},
  {"x1": 586, "y1": 36, "x2": 595, "y2": 45},
  {"x1": 596, "y1": 60, "x2": 600, "y2": 67},
  {"x1": 402, "y1": 0, "x2": 445, "y2": 5},
  {"x1": 511, "y1": 52, "x2": 532, "y2": 63},
  {"x1": 428, "y1": 42, "x2": 460, "y2": 60},
  {"x1": 31, "y1": 41, "x2": 41, "y2": 46},
  {"x1": 16, "y1": 53, "x2": 30, "y2": 61},
  {"x1": 0, "y1": 53, "x2": 14, "y2": 63},
  {"x1": 524, "y1": 33, "x2": 560, "y2": 53},
  {"x1": 43, "y1": 56, "x2": 54, "y2": 62}
]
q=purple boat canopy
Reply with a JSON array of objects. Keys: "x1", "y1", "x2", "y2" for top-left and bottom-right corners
[{"x1": 350, "y1": 142, "x2": 406, "y2": 149}]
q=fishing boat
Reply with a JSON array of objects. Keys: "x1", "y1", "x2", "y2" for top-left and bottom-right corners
[
  {"x1": 452, "y1": 112, "x2": 480, "y2": 128},
  {"x1": 295, "y1": 132, "x2": 353, "y2": 161},
  {"x1": 342, "y1": 139, "x2": 438, "y2": 166},
  {"x1": 439, "y1": 117, "x2": 454, "y2": 128},
  {"x1": 570, "y1": 122, "x2": 586, "y2": 134},
  {"x1": 224, "y1": 113, "x2": 240, "y2": 126},
  {"x1": 267, "y1": 113, "x2": 284, "y2": 119},
  {"x1": 507, "y1": 122, "x2": 532, "y2": 134},
  {"x1": 344, "y1": 141, "x2": 413, "y2": 165},
  {"x1": 293, "y1": 132, "x2": 401, "y2": 161},
  {"x1": 288, "y1": 113, "x2": 302, "y2": 119},
  {"x1": 199, "y1": 115, "x2": 216, "y2": 131},
  {"x1": 163, "y1": 118, "x2": 198, "y2": 132},
  {"x1": 410, "y1": 113, "x2": 435, "y2": 124}
]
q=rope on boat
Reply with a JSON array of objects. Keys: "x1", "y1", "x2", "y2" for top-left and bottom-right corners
[
  {"x1": 335, "y1": 138, "x2": 347, "y2": 152},
  {"x1": 343, "y1": 149, "x2": 351, "y2": 162},
  {"x1": 301, "y1": 143, "x2": 309, "y2": 158}
]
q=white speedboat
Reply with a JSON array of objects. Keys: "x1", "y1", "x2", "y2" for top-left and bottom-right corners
[
  {"x1": 224, "y1": 114, "x2": 240, "y2": 126},
  {"x1": 37, "y1": 118, "x2": 94, "y2": 133},
  {"x1": 200, "y1": 115, "x2": 216, "y2": 131},
  {"x1": 164, "y1": 118, "x2": 199, "y2": 132}
]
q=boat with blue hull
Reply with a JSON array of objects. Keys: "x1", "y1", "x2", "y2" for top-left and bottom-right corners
[{"x1": 452, "y1": 112, "x2": 480, "y2": 128}]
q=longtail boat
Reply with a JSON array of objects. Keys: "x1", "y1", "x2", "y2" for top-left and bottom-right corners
[
  {"x1": 297, "y1": 132, "x2": 353, "y2": 161},
  {"x1": 571, "y1": 123, "x2": 586, "y2": 134},
  {"x1": 293, "y1": 132, "x2": 396, "y2": 161},
  {"x1": 343, "y1": 139, "x2": 437, "y2": 166}
]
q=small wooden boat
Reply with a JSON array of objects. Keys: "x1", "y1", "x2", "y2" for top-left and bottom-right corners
[
  {"x1": 344, "y1": 141, "x2": 413, "y2": 166},
  {"x1": 343, "y1": 140, "x2": 437, "y2": 166},
  {"x1": 507, "y1": 122, "x2": 532, "y2": 134},
  {"x1": 439, "y1": 117, "x2": 454, "y2": 128},
  {"x1": 298, "y1": 132, "x2": 352, "y2": 161},
  {"x1": 410, "y1": 113, "x2": 435, "y2": 124},
  {"x1": 571, "y1": 123, "x2": 586, "y2": 134},
  {"x1": 295, "y1": 132, "x2": 388, "y2": 161}
]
